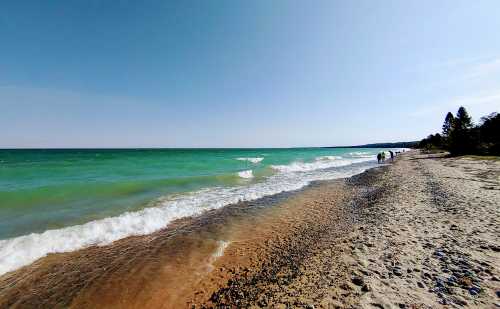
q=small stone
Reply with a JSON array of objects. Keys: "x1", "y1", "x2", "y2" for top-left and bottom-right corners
[
  {"x1": 469, "y1": 287, "x2": 480, "y2": 296},
  {"x1": 352, "y1": 276, "x2": 364, "y2": 286},
  {"x1": 435, "y1": 278, "x2": 445, "y2": 287},
  {"x1": 451, "y1": 296, "x2": 467, "y2": 306},
  {"x1": 490, "y1": 245, "x2": 500, "y2": 252},
  {"x1": 417, "y1": 282, "x2": 425, "y2": 288}
]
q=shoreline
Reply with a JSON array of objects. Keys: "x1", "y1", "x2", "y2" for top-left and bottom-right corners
[
  {"x1": 0, "y1": 159, "x2": 386, "y2": 307},
  {"x1": 1, "y1": 151, "x2": 499, "y2": 308},
  {"x1": 0, "y1": 152, "x2": 379, "y2": 276}
]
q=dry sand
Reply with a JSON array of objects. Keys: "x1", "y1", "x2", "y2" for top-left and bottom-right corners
[{"x1": 0, "y1": 151, "x2": 499, "y2": 308}]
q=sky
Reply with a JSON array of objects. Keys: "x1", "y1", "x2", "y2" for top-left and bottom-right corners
[{"x1": 1, "y1": 0, "x2": 500, "y2": 148}]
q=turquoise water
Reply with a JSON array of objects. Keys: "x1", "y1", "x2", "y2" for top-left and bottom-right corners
[{"x1": 0, "y1": 147, "x2": 395, "y2": 275}]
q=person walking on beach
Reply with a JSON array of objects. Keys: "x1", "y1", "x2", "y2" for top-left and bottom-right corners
[
  {"x1": 389, "y1": 150, "x2": 394, "y2": 162},
  {"x1": 377, "y1": 152, "x2": 382, "y2": 163}
]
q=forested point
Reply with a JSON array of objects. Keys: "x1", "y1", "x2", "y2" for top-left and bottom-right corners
[{"x1": 418, "y1": 107, "x2": 500, "y2": 156}]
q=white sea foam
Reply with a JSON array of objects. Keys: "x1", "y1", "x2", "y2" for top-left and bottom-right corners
[
  {"x1": 271, "y1": 156, "x2": 373, "y2": 173},
  {"x1": 237, "y1": 170, "x2": 254, "y2": 179},
  {"x1": 236, "y1": 157, "x2": 264, "y2": 164},
  {"x1": 0, "y1": 155, "x2": 377, "y2": 276},
  {"x1": 349, "y1": 151, "x2": 373, "y2": 157},
  {"x1": 206, "y1": 240, "x2": 231, "y2": 272},
  {"x1": 316, "y1": 155, "x2": 342, "y2": 160},
  {"x1": 212, "y1": 240, "x2": 230, "y2": 259}
]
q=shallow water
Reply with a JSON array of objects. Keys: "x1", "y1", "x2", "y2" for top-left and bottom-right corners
[{"x1": 0, "y1": 147, "x2": 397, "y2": 275}]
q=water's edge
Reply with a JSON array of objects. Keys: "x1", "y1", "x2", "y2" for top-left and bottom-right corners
[{"x1": 0, "y1": 161, "x2": 389, "y2": 277}]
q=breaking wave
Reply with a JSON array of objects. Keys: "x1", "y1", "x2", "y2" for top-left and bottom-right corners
[
  {"x1": 236, "y1": 157, "x2": 264, "y2": 164},
  {"x1": 237, "y1": 170, "x2": 254, "y2": 179},
  {"x1": 271, "y1": 155, "x2": 373, "y2": 173}
]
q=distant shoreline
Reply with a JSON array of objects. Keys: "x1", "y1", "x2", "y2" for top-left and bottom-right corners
[
  {"x1": 325, "y1": 141, "x2": 417, "y2": 149},
  {"x1": 0, "y1": 143, "x2": 416, "y2": 151}
]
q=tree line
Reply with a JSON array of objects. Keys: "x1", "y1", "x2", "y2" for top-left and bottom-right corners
[{"x1": 418, "y1": 106, "x2": 499, "y2": 155}]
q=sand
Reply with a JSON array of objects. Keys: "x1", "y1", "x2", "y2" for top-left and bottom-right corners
[{"x1": 0, "y1": 151, "x2": 499, "y2": 308}]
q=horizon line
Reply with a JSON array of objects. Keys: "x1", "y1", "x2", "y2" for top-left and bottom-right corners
[{"x1": 0, "y1": 142, "x2": 417, "y2": 150}]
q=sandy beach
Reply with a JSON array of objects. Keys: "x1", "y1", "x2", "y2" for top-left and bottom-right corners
[
  {"x1": 1, "y1": 151, "x2": 499, "y2": 308},
  {"x1": 4, "y1": 1, "x2": 500, "y2": 307}
]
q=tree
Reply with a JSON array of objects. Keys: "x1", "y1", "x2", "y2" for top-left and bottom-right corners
[
  {"x1": 418, "y1": 133, "x2": 442, "y2": 150},
  {"x1": 421, "y1": 107, "x2": 498, "y2": 156},
  {"x1": 442, "y1": 112, "x2": 455, "y2": 137},
  {"x1": 449, "y1": 106, "x2": 475, "y2": 155},
  {"x1": 455, "y1": 106, "x2": 473, "y2": 131},
  {"x1": 479, "y1": 112, "x2": 500, "y2": 154}
]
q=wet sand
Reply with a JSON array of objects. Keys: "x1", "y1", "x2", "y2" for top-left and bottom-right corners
[{"x1": 1, "y1": 151, "x2": 499, "y2": 308}]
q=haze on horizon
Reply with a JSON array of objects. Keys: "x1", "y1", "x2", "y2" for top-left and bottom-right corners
[{"x1": 1, "y1": 1, "x2": 500, "y2": 148}]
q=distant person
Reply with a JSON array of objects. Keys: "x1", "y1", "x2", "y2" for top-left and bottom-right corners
[
  {"x1": 377, "y1": 153, "x2": 382, "y2": 163},
  {"x1": 381, "y1": 152, "x2": 385, "y2": 162},
  {"x1": 389, "y1": 150, "x2": 394, "y2": 162}
]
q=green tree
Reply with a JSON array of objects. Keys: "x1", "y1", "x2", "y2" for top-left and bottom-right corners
[
  {"x1": 442, "y1": 112, "x2": 455, "y2": 137},
  {"x1": 479, "y1": 112, "x2": 500, "y2": 154},
  {"x1": 455, "y1": 106, "x2": 473, "y2": 131},
  {"x1": 449, "y1": 106, "x2": 475, "y2": 155},
  {"x1": 421, "y1": 108, "x2": 498, "y2": 155},
  {"x1": 418, "y1": 133, "x2": 442, "y2": 150}
]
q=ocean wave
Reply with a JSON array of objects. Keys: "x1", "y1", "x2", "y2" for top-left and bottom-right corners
[
  {"x1": 349, "y1": 151, "x2": 371, "y2": 156},
  {"x1": 237, "y1": 170, "x2": 254, "y2": 179},
  {"x1": 271, "y1": 156, "x2": 373, "y2": 173},
  {"x1": 315, "y1": 155, "x2": 342, "y2": 161},
  {"x1": 0, "y1": 158, "x2": 376, "y2": 276},
  {"x1": 236, "y1": 157, "x2": 264, "y2": 164},
  {"x1": 348, "y1": 151, "x2": 374, "y2": 158}
]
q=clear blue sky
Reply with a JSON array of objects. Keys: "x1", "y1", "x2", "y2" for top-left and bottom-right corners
[{"x1": 1, "y1": 0, "x2": 499, "y2": 148}]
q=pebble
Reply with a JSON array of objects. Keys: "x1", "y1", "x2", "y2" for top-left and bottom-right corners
[
  {"x1": 468, "y1": 287, "x2": 480, "y2": 296},
  {"x1": 393, "y1": 268, "x2": 403, "y2": 276},
  {"x1": 351, "y1": 276, "x2": 364, "y2": 286}
]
